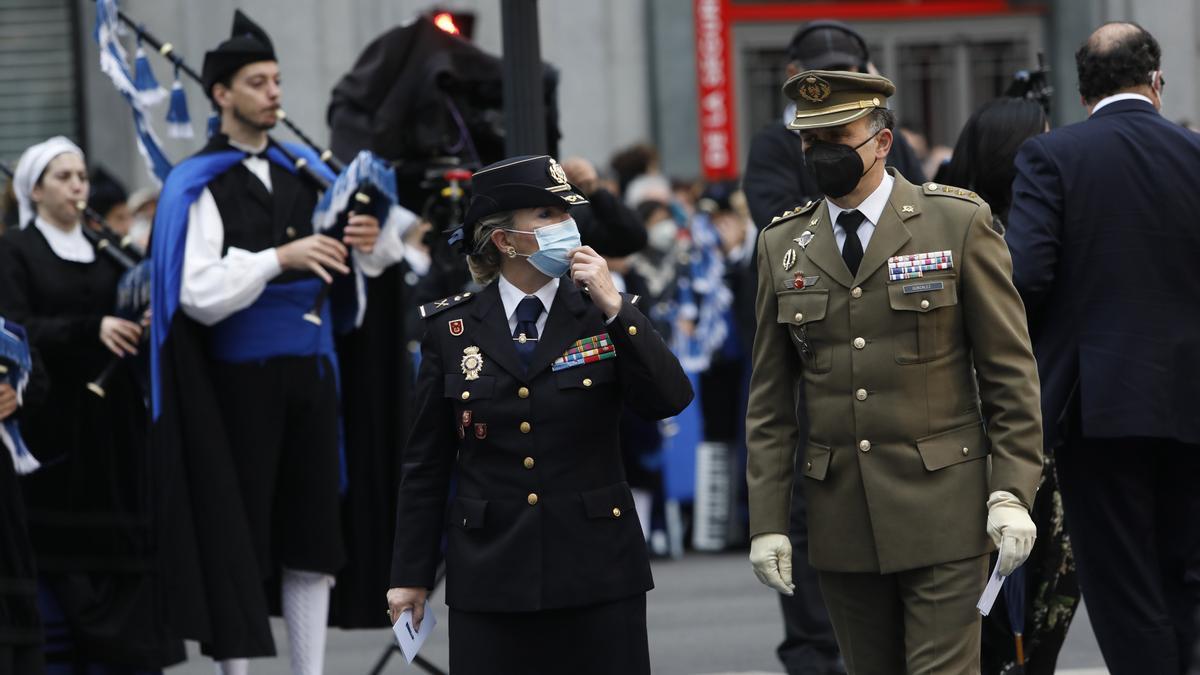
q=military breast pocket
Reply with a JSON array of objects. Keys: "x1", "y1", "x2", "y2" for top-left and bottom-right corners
[
  {"x1": 450, "y1": 496, "x2": 488, "y2": 530},
  {"x1": 777, "y1": 289, "x2": 832, "y2": 373},
  {"x1": 886, "y1": 277, "x2": 960, "y2": 364},
  {"x1": 554, "y1": 359, "x2": 617, "y2": 391}
]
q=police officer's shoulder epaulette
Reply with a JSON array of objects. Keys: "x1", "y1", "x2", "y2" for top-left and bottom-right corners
[
  {"x1": 418, "y1": 292, "x2": 476, "y2": 319},
  {"x1": 766, "y1": 199, "x2": 822, "y2": 230},
  {"x1": 922, "y1": 182, "x2": 983, "y2": 204},
  {"x1": 620, "y1": 291, "x2": 641, "y2": 308}
]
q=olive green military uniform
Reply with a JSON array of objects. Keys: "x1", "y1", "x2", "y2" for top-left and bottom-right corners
[{"x1": 745, "y1": 70, "x2": 1043, "y2": 674}]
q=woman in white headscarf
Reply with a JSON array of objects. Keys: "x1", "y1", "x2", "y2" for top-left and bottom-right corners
[{"x1": 0, "y1": 137, "x2": 183, "y2": 673}]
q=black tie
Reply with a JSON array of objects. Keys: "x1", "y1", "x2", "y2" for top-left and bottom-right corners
[
  {"x1": 838, "y1": 210, "x2": 867, "y2": 277},
  {"x1": 513, "y1": 296, "x2": 544, "y2": 366}
]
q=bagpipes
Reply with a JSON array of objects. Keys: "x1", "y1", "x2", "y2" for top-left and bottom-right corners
[
  {"x1": 0, "y1": 318, "x2": 38, "y2": 475},
  {"x1": 93, "y1": 1, "x2": 401, "y2": 326}
]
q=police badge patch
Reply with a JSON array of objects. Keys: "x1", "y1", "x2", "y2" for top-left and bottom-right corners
[
  {"x1": 798, "y1": 76, "x2": 831, "y2": 103},
  {"x1": 461, "y1": 346, "x2": 484, "y2": 381}
]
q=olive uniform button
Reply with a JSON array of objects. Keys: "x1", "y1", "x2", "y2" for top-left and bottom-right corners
[
  {"x1": 523, "y1": 457, "x2": 535, "y2": 469},
  {"x1": 859, "y1": 440, "x2": 872, "y2": 453},
  {"x1": 527, "y1": 493, "x2": 538, "y2": 506},
  {"x1": 855, "y1": 388, "x2": 868, "y2": 401},
  {"x1": 627, "y1": 326, "x2": 638, "y2": 336},
  {"x1": 612, "y1": 507, "x2": 622, "y2": 518},
  {"x1": 853, "y1": 337, "x2": 866, "y2": 350},
  {"x1": 461, "y1": 391, "x2": 470, "y2": 401},
  {"x1": 851, "y1": 287, "x2": 863, "y2": 299},
  {"x1": 805, "y1": 460, "x2": 813, "y2": 471},
  {"x1": 962, "y1": 447, "x2": 970, "y2": 456},
  {"x1": 520, "y1": 421, "x2": 532, "y2": 434},
  {"x1": 582, "y1": 378, "x2": 593, "y2": 388},
  {"x1": 794, "y1": 312, "x2": 804, "y2": 322},
  {"x1": 518, "y1": 386, "x2": 530, "y2": 399},
  {"x1": 920, "y1": 299, "x2": 931, "y2": 309}
]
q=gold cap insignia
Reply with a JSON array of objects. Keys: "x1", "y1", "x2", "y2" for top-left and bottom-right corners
[
  {"x1": 461, "y1": 345, "x2": 484, "y2": 381},
  {"x1": 798, "y1": 76, "x2": 831, "y2": 103},
  {"x1": 548, "y1": 158, "x2": 568, "y2": 185}
]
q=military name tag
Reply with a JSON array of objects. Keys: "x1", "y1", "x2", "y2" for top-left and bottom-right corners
[{"x1": 902, "y1": 281, "x2": 945, "y2": 294}]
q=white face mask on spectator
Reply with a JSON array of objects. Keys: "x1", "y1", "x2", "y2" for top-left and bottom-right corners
[{"x1": 647, "y1": 219, "x2": 677, "y2": 251}]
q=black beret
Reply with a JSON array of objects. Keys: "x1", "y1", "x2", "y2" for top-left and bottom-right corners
[{"x1": 201, "y1": 10, "x2": 276, "y2": 96}]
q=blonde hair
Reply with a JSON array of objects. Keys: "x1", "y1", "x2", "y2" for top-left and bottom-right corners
[{"x1": 466, "y1": 211, "x2": 514, "y2": 285}]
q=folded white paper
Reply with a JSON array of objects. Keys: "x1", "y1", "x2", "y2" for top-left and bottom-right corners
[
  {"x1": 393, "y1": 600, "x2": 437, "y2": 664},
  {"x1": 976, "y1": 558, "x2": 1006, "y2": 616}
]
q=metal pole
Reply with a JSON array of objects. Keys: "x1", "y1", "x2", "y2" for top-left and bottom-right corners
[{"x1": 500, "y1": 0, "x2": 547, "y2": 156}]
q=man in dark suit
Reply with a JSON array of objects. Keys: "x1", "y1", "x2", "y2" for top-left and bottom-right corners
[
  {"x1": 743, "y1": 21, "x2": 924, "y2": 232},
  {"x1": 1007, "y1": 22, "x2": 1200, "y2": 674}
]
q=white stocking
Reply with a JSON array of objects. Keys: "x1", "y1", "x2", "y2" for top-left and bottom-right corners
[
  {"x1": 216, "y1": 659, "x2": 248, "y2": 675},
  {"x1": 281, "y1": 568, "x2": 334, "y2": 675}
]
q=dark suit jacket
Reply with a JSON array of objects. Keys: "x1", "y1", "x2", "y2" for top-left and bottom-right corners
[
  {"x1": 390, "y1": 280, "x2": 692, "y2": 612},
  {"x1": 1007, "y1": 98, "x2": 1200, "y2": 449},
  {"x1": 743, "y1": 121, "x2": 927, "y2": 230}
]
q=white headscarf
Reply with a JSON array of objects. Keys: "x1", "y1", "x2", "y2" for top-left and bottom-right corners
[{"x1": 13, "y1": 136, "x2": 85, "y2": 228}]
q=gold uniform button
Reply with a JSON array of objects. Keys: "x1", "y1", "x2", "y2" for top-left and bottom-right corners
[
  {"x1": 286, "y1": 226, "x2": 297, "y2": 238},
  {"x1": 962, "y1": 447, "x2": 970, "y2": 456},
  {"x1": 527, "y1": 493, "x2": 538, "y2": 506},
  {"x1": 627, "y1": 326, "x2": 638, "y2": 336},
  {"x1": 520, "y1": 421, "x2": 532, "y2": 434},
  {"x1": 460, "y1": 391, "x2": 470, "y2": 401},
  {"x1": 523, "y1": 457, "x2": 535, "y2": 469},
  {"x1": 920, "y1": 299, "x2": 931, "y2": 310},
  {"x1": 582, "y1": 378, "x2": 593, "y2": 388},
  {"x1": 851, "y1": 287, "x2": 863, "y2": 299},
  {"x1": 853, "y1": 337, "x2": 866, "y2": 350},
  {"x1": 855, "y1": 388, "x2": 868, "y2": 401},
  {"x1": 518, "y1": 386, "x2": 530, "y2": 399},
  {"x1": 859, "y1": 440, "x2": 871, "y2": 453},
  {"x1": 794, "y1": 312, "x2": 804, "y2": 322},
  {"x1": 612, "y1": 507, "x2": 622, "y2": 518}
]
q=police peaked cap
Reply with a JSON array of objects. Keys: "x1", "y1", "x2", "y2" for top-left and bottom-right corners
[
  {"x1": 459, "y1": 155, "x2": 589, "y2": 246},
  {"x1": 201, "y1": 10, "x2": 277, "y2": 96}
]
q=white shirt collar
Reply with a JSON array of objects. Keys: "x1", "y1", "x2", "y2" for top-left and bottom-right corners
[
  {"x1": 1091, "y1": 93, "x2": 1153, "y2": 116},
  {"x1": 498, "y1": 274, "x2": 559, "y2": 323},
  {"x1": 34, "y1": 216, "x2": 95, "y2": 263},
  {"x1": 826, "y1": 171, "x2": 894, "y2": 227}
]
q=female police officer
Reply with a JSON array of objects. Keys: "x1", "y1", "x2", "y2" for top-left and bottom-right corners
[{"x1": 386, "y1": 155, "x2": 692, "y2": 674}]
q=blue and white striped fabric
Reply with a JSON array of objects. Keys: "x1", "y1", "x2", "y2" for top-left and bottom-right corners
[{"x1": 0, "y1": 319, "x2": 38, "y2": 475}]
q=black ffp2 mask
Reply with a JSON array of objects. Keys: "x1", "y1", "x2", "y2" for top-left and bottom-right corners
[{"x1": 804, "y1": 130, "x2": 881, "y2": 198}]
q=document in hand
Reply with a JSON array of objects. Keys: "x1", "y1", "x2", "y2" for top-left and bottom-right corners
[
  {"x1": 976, "y1": 558, "x2": 1006, "y2": 616},
  {"x1": 392, "y1": 600, "x2": 438, "y2": 664}
]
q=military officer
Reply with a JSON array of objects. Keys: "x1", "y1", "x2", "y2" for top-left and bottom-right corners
[
  {"x1": 385, "y1": 155, "x2": 693, "y2": 675},
  {"x1": 745, "y1": 71, "x2": 1044, "y2": 673}
]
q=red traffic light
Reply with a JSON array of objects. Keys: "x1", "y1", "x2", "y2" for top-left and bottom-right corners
[{"x1": 433, "y1": 12, "x2": 460, "y2": 35}]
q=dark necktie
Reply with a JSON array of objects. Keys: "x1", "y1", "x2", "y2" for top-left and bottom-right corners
[
  {"x1": 513, "y1": 296, "x2": 544, "y2": 367},
  {"x1": 838, "y1": 210, "x2": 867, "y2": 277}
]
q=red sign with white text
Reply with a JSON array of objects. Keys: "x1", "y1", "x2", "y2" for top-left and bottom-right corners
[{"x1": 694, "y1": 0, "x2": 739, "y2": 180}]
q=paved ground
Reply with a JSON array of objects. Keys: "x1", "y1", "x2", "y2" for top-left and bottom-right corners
[{"x1": 168, "y1": 552, "x2": 1106, "y2": 674}]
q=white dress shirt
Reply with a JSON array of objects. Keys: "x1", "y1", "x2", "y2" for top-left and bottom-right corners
[
  {"x1": 826, "y1": 171, "x2": 894, "y2": 255},
  {"x1": 34, "y1": 217, "x2": 95, "y2": 263},
  {"x1": 498, "y1": 274, "x2": 558, "y2": 336},
  {"x1": 180, "y1": 138, "x2": 411, "y2": 326},
  {"x1": 1091, "y1": 92, "x2": 1153, "y2": 116}
]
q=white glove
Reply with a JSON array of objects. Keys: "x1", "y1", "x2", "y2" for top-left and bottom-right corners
[
  {"x1": 749, "y1": 533, "x2": 795, "y2": 595},
  {"x1": 986, "y1": 491, "x2": 1036, "y2": 576}
]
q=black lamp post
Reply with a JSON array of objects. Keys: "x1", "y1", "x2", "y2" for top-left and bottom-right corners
[{"x1": 500, "y1": 0, "x2": 547, "y2": 156}]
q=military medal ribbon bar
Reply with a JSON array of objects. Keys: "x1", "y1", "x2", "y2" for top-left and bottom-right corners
[{"x1": 552, "y1": 333, "x2": 618, "y2": 371}]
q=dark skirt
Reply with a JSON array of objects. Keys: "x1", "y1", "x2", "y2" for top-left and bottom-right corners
[
  {"x1": 449, "y1": 593, "x2": 650, "y2": 675},
  {"x1": 0, "y1": 451, "x2": 41, "y2": 675}
]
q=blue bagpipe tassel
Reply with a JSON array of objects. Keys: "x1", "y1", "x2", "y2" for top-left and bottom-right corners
[
  {"x1": 206, "y1": 109, "x2": 221, "y2": 138},
  {"x1": 165, "y1": 67, "x2": 193, "y2": 138},
  {"x1": 132, "y1": 35, "x2": 167, "y2": 107}
]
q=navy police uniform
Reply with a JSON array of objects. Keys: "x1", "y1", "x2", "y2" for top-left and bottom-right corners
[{"x1": 389, "y1": 156, "x2": 693, "y2": 674}]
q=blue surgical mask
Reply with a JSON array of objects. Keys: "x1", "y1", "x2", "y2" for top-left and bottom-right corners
[{"x1": 505, "y1": 217, "x2": 581, "y2": 278}]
